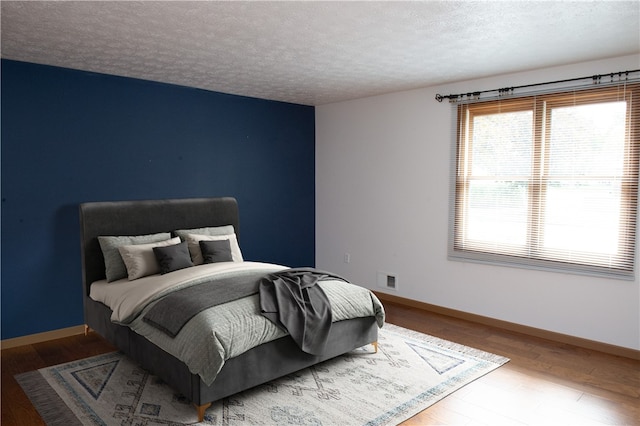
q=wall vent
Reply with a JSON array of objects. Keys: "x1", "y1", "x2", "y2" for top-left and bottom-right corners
[
  {"x1": 377, "y1": 271, "x2": 398, "y2": 291},
  {"x1": 386, "y1": 275, "x2": 396, "y2": 289}
]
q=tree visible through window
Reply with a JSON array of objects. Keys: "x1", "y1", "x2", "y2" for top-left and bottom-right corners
[{"x1": 450, "y1": 84, "x2": 639, "y2": 278}]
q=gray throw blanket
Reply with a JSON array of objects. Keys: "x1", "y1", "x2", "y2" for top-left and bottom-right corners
[
  {"x1": 143, "y1": 272, "x2": 267, "y2": 337},
  {"x1": 259, "y1": 268, "x2": 346, "y2": 355}
]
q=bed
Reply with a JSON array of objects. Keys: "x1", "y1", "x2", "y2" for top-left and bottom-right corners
[{"x1": 79, "y1": 197, "x2": 384, "y2": 421}]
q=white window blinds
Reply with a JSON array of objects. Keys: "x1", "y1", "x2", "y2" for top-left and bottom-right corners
[{"x1": 449, "y1": 83, "x2": 640, "y2": 279}]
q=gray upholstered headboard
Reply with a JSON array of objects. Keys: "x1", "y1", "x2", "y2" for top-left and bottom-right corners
[{"x1": 79, "y1": 197, "x2": 239, "y2": 296}]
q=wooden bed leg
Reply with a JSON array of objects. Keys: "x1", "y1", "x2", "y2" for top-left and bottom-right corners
[
  {"x1": 195, "y1": 402, "x2": 212, "y2": 422},
  {"x1": 84, "y1": 324, "x2": 91, "y2": 336},
  {"x1": 372, "y1": 341, "x2": 378, "y2": 353}
]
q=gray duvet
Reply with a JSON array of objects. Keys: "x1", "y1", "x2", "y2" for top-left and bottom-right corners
[
  {"x1": 97, "y1": 263, "x2": 384, "y2": 386},
  {"x1": 143, "y1": 271, "x2": 266, "y2": 337}
]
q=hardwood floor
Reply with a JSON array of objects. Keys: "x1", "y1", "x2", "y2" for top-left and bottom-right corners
[
  {"x1": 386, "y1": 302, "x2": 639, "y2": 425},
  {"x1": 2, "y1": 301, "x2": 638, "y2": 425}
]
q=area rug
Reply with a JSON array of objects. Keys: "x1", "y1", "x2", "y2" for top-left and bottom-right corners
[{"x1": 16, "y1": 323, "x2": 508, "y2": 426}]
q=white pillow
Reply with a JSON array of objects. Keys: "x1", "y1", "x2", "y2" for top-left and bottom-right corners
[
  {"x1": 98, "y1": 232, "x2": 172, "y2": 282},
  {"x1": 118, "y1": 237, "x2": 181, "y2": 280},
  {"x1": 186, "y1": 233, "x2": 243, "y2": 265}
]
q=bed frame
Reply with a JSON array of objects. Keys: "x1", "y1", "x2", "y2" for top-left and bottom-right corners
[{"x1": 79, "y1": 197, "x2": 378, "y2": 421}]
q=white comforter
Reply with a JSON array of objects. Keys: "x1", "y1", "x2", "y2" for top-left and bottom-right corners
[
  {"x1": 90, "y1": 261, "x2": 385, "y2": 385},
  {"x1": 90, "y1": 261, "x2": 287, "y2": 323}
]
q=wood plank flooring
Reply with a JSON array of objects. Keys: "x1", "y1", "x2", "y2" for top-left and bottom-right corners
[{"x1": 2, "y1": 301, "x2": 638, "y2": 425}]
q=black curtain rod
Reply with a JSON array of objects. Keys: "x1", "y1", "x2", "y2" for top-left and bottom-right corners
[{"x1": 435, "y1": 69, "x2": 640, "y2": 103}]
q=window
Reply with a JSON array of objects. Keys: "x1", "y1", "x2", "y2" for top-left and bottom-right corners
[{"x1": 450, "y1": 84, "x2": 639, "y2": 279}]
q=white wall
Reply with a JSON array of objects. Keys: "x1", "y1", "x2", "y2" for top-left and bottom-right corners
[{"x1": 316, "y1": 54, "x2": 640, "y2": 350}]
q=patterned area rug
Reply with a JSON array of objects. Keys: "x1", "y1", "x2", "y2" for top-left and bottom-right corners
[{"x1": 16, "y1": 323, "x2": 508, "y2": 426}]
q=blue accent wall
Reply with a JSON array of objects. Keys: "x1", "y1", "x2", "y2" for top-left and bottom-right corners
[{"x1": 1, "y1": 59, "x2": 315, "y2": 339}]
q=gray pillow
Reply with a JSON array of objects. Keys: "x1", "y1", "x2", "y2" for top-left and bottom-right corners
[
  {"x1": 119, "y1": 237, "x2": 180, "y2": 280},
  {"x1": 98, "y1": 232, "x2": 171, "y2": 282},
  {"x1": 173, "y1": 225, "x2": 236, "y2": 242},
  {"x1": 199, "y1": 240, "x2": 233, "y2": 263},
  {"x1": 153, "y1": 241, "x2": 194, "y2": 274},
  {"x1": 174, "y1": 225, "x2": 242, "y2": 265}
]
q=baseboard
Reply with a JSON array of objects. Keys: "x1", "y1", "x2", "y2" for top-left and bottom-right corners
[
  {"x1": 1, "y1": 325, "x2": 86, "y2": 350},
  {"x1": 3, "y1": 296, "x2": 638, "y2": 361},
  {"x1": 375, "y1": 291, "x2": 640, "y2": 361}
]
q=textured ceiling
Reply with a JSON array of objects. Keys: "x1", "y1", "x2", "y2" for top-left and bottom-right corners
[{"x1": 1, "y1": 1, "x2": 639, "y2": 106}]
